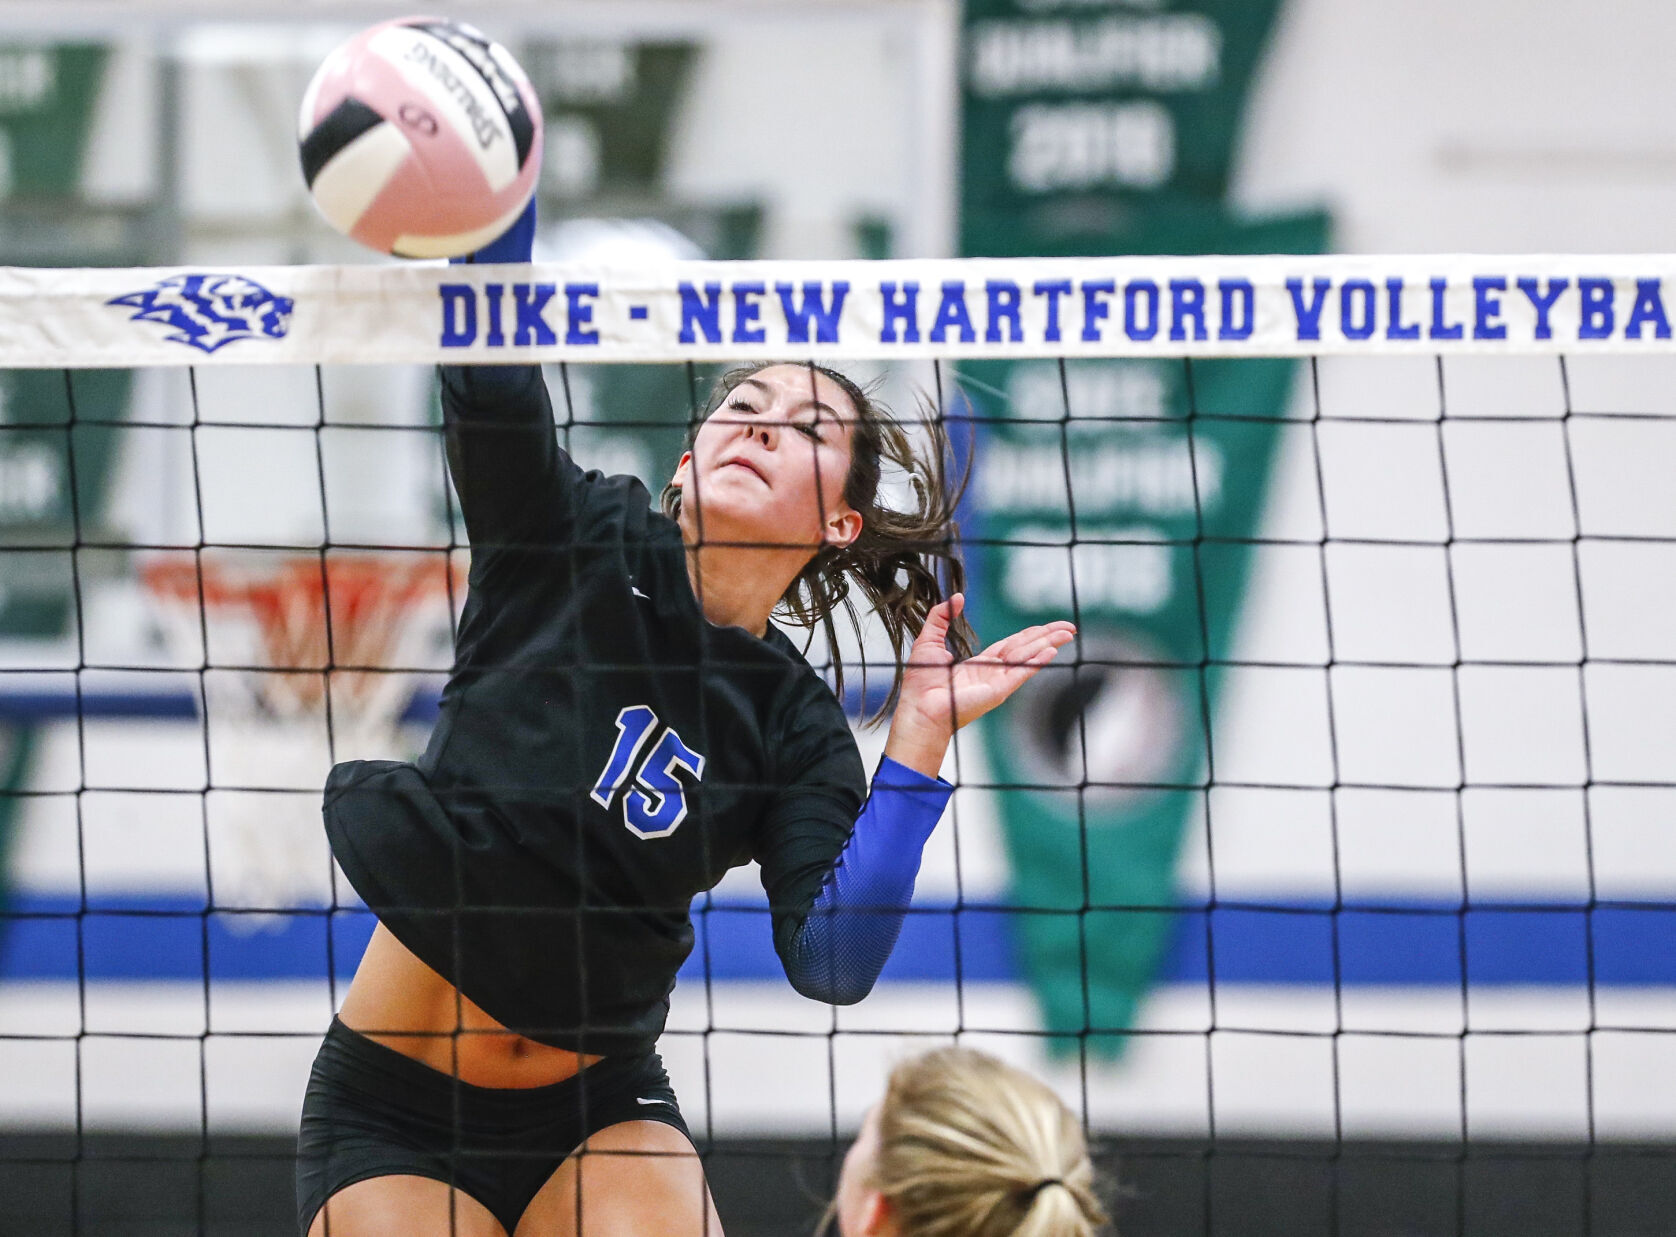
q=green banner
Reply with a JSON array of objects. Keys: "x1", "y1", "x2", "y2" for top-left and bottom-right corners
[
  {"x1": 0, "y1": 725, "x2": 37, "y2": 942},
  {"x1": 0, "y1": 42, "x2": 126, "y2": 638},
  {"x1": 0, "y1": 44, "x2": 106, "y2": 198},
  {"x1": 957, "y1": 0, "x2": 1323, "y2": 1058},
  {"x1": 959, "y1": 0, "x2": 1285, "y2": 255},
  {"x1": 525, "y1": 39, "x2": 697, "y2": 202},
  {"x1": 967, "y1": 209, "x2": 1326, "y2": 1055},
  {"x1": 0, "y1": 367, "x2": 131, "y2": 636}
]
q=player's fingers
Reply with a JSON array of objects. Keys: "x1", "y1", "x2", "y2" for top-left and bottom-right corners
[
  {"x1": 979, "y1": 622, "x2": 1075, "y2": 664},
  {"x1": 1003, "y1": 635, "x2": 1070, "y2": 673},
  {"x1": 1018, "y1": 623, "x2": 1076, "y2": 649},
  {"x1": 1000, "y1": 631, "x2": 1063, "y2": 663},
  {"x1": 1001, "y1": 619, "x2": 1074, "y2": 646},
  {"x1": 999, "y1": 640, "x2": 1070, "y2": 689},
  {"x1": 915, "y1": 595, "x2": 956, "y2": 645},
  {"x1": 970, "y1": 635, "x2": 1035, "y2": 665},
  {"x1": 1027, "y1": 621, "x2": 1077, "y2": 644},
  {"x1": 965, "y1": 641, "x2": 1049, "y2": 675},
  {"x1": 956, "y1": 641, "x2": 1068, "y2": 724}
]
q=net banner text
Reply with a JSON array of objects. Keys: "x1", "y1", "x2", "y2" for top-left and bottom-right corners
[{"x1": 3, "y1": 256, "x2": 1676, "y2": 367}]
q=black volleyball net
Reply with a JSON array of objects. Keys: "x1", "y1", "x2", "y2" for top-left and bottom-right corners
[{"x1": 3, "y1": 258, "x2": 1676, "y2": 1235}]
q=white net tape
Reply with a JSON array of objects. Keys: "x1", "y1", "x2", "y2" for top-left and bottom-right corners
[{"x1": 3, "y1": 256, "x2": 1675, "y2": 369}]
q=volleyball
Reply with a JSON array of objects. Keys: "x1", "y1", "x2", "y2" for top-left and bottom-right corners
[{"x1": 297, "y1": 17, "x2": 542, "y2": 259}]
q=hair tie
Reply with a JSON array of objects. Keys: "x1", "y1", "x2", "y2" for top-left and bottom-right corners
[{"x1": 1022, "y1": 1177, "x2": 1066, "y2": 1203}]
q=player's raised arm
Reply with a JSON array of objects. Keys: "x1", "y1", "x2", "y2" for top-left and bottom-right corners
[
  {"x1": 440, "y1": 363, "x2": 578, "y2": 551},
  {"x1": 438, "y1": 202, "x2": 584, "y2": 552}
]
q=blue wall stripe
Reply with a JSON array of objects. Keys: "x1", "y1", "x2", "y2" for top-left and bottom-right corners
[
  {"x1": 0, "y1": 692, "x2": 201, "y2": 721},
  {"x1": 0, "y1": 687, "x2": 904, "y2": 726},
  {"x1": 0, "y1": 691, "x2": 440, "y2": 725},
  {"x1": 2, "y1": 893, "x2": 1673, "y2": 987}
]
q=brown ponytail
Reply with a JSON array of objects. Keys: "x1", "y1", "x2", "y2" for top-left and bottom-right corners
[{"x1": 661, "y1": 362, "x2": 976, "y2": 724}]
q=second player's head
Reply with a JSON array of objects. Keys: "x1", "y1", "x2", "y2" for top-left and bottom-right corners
[
  {"x1": 828, "y1": 1046, "x2": 1108, "y2": 1237},
  {"x1": 663, "y1": 362, "x2": 975, "y2": 720}
]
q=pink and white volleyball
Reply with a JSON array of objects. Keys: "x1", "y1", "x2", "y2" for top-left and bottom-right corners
[{"x1": 298, "y1": 18, "x2": 542, "y2": 259}]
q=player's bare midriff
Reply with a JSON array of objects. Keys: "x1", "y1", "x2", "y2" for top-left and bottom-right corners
[{"x1": 337, "y1": 923, "x2": 603, "y2": 1088}]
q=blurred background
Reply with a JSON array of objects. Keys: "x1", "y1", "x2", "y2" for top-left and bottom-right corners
[{"x1": 2, "y1": 2, "x2": 1676, "y2": 1235}]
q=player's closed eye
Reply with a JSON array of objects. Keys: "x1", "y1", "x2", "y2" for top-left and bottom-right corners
[{"x1": 729, "y1": 399, "x2": 822, "y2": 442}]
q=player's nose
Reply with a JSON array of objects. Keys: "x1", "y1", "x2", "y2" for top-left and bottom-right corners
[{"x1": 740, "y1": 416, "x2": 776, "y2": 450}]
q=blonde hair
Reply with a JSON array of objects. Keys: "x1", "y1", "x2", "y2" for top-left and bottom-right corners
[{"x1": 864, "y1": 1047, "x2": 1108, "y2": 1237}]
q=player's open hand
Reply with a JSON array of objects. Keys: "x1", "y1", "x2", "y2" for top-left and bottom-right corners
[{"x1": 886, "y1": 594, "x2": 1075, "y2": 776}]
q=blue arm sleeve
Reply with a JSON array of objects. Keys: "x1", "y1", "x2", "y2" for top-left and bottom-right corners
[
  {"x1": 780, "y1": 756, "x2": 954, "y2": 1005},
  {"x1": 449, "y1": 197, "x2": 536, "y2": 265}
]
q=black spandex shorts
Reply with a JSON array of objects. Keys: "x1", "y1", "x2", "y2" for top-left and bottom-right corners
[{"x1": 295, "y1": 1018, "x2": 690, "y2": 1236}]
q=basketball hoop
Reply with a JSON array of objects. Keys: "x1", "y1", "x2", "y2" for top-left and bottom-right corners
[{"x1": 141, "y1": 550, "x2": 463, "y2": 923}]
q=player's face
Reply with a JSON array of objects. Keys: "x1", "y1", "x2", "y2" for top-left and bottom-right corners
[
  {"x1": 673, "y1": 364, "x2": 863, "y2": 552},
  {"x1": 833, "y1": 1103, "x2": 894, "y2": 1236}
]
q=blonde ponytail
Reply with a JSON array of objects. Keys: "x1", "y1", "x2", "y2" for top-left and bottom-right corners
[{"x1": 868, "y1": 1047, "x2": 1108, "y2": 1237}]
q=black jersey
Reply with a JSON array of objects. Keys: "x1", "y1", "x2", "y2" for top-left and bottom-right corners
[{"x1": 323, "y1": 364, "x2": 866, "y2": 1057}]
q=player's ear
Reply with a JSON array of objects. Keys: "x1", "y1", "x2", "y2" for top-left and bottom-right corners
[
  {"x1": 671, "y1": 451, "x2": 692, "y2": 490},
  {"x1": 858, "y1": 1190, "x2": 895, "y2": 1236},
  {"x1": 824, "y1": 502, "x2": 862, "y2": 549}
]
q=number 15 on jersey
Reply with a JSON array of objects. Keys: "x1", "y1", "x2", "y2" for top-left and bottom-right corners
[{"x1": 589, "y1": 705, "x2": 707, "y2": 839}]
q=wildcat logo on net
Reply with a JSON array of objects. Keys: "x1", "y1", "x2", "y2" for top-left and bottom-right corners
[{"x1": 108, "y1": 274, "x2": 294, "y2": 354}]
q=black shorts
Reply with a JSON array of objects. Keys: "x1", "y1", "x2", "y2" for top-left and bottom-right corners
[{"x1": 295, "y1": 1018, "x2": 690, "y2": 1236}]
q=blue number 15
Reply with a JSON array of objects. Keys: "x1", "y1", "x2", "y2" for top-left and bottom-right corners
[{"x1": 589, "y1": 705, "x2": 707, "y2": 839}]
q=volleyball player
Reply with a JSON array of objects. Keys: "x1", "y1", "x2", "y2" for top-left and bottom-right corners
[
  {"x1": 828, "y1": 1047, "x2": 1108, "y2": 1237},
  {"x1": 295, "y1": 205, "x2": 1077, "y2": 1237}
]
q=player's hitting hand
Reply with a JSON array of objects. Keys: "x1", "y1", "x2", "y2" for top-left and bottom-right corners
[{"x1": 885, "y1": 593, "x2": 1076, "y2": 776}]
